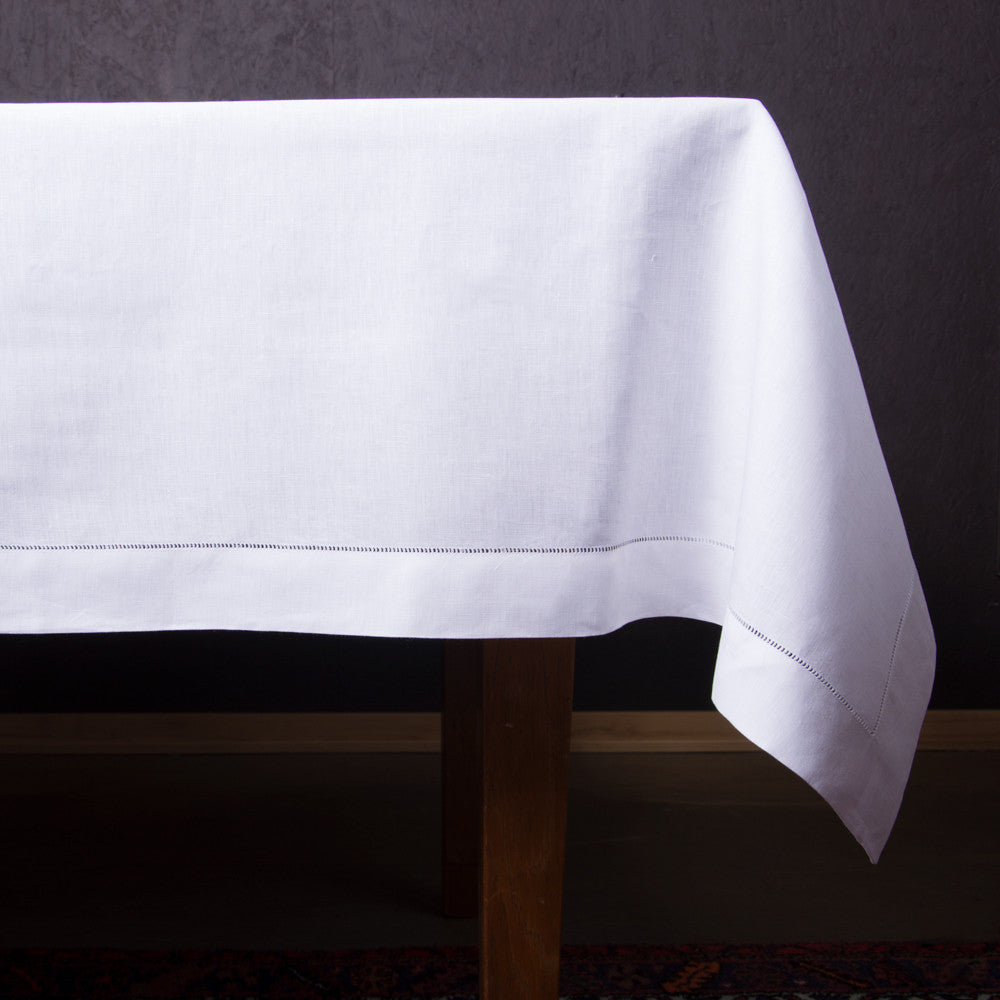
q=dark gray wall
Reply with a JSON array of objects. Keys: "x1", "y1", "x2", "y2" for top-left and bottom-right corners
[{"x1": 0, "y1": 1, "x2": 997, "y2": 710}]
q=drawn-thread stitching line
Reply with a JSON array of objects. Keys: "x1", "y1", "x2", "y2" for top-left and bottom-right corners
[
  {"x1": 729, "y1": 608, "x2": 875, "y2": 737},
  {"x1": 872, "y1": 569, "x2": 916, "y2": 736},
  {"x1": 1, "y1": 535, "x2": 735, "y2": 555}
]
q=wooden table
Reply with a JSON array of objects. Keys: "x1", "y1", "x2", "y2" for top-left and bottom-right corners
[{"x1": 0, "y1": 95, "x2": 935, "y2": 999}]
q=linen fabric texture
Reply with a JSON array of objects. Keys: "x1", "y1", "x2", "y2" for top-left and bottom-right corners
[{"x1": 0, "y1": 98, "x2": 935, "y2": 861}]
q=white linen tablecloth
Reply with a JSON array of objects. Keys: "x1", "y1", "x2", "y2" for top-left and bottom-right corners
[{"x1": 0, "y1": 97, "x2": 934, "y2": 860}]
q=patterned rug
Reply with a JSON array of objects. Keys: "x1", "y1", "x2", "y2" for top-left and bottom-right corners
[{"x1": 1, "y1": 942, "x2": 997, "y2": 999}]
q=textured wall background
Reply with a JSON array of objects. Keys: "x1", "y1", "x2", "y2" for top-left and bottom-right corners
[{"x1": 0, "y1": 0, "x2": 997, "y2": 710}]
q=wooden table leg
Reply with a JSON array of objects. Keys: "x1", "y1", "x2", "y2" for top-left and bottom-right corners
[
  {"x1": 442, "y1": 637, "x2": 575, "y2": 999},
  {"x1": 480, "y1": 637, "x2": 575, "y2": 1000}
]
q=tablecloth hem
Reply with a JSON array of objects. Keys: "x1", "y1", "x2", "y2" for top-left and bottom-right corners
[
  {"x1": 0, "y1": 538, "x2": 735, "y2": 638},
  {"x1": 711, "y1": 598, "x2": 934, "y2": 863}
]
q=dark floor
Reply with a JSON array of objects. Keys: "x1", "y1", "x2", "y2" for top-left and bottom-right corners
[{"x1": 0, "y1": 751, "x2": 997, "y2": 948}]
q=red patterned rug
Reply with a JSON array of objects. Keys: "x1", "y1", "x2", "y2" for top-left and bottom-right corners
[{"x1": 1, "y1": 942, "x2": 997, "y2": 998}]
